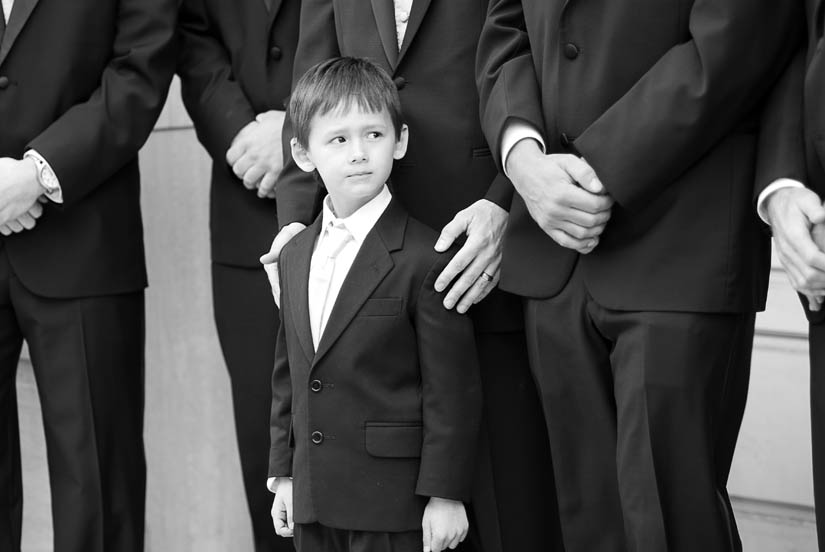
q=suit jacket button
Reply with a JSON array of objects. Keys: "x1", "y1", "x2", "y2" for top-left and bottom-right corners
[
  {"x1": 563, "y1": 43, "x2": 580, "y2": 60},
  {"x1": 311, "y1": 431, "x2": 324, "y2": 445},
  {"x1": 310, "y1": 379, "x2": 323, "y2": 393},
  {"x1": 270, "y1": 46, "x2": 283, "y2": 60},
  {"x1": 393, "y1": 76, "x2": 406, "y2": 90},
  {"x1": 0, "y1": 76, "x2": 9, "y2": 90}
]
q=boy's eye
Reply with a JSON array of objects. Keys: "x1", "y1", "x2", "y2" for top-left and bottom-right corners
[
  {"x1": 367, "y1": 131, "x2": 383, "y2": 139},
  {"x1": 330, "y1": 136, "x2": 346, "y2": 144}
]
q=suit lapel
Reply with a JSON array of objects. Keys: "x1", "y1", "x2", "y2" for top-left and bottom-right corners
[
  {"x1": 0, "y1": 0, "x2": 39, "y2": 68},
  {"x1": 267, "y1": 0, "x2": 283, "y2": 27},
  {"x1": 370, "y1": 0, "x2": 399, "y2": 70},
  {"x1": 396, "y1": 0, "x2": 432, "y2": 67},
  {"x1": 288, "y1": 217, "x2": 322, "y2": 364},
  {"x1": 312, "y1": 200, "x2": 407, "y2": 368}
]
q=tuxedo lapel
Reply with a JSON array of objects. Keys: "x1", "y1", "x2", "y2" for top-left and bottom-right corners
[
  {"x1": 396, "y1": 0, "x2": 432, "y2": 67},
  {"x1": 288, "y1": 217, "x2": 322, "y2": 364},
  {"x1": 0, "y1": 0, "x2": 39, "y2": 68},
  {"x1": 370, "y1": 0, "x2": 399, "y2": 70},
  {"x1": 312, "y1": 200, "x2": 407, "y2": 368}
]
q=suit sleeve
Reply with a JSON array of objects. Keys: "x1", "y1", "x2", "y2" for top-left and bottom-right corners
[
  {"x1": 26, "y1": 0, "x2": 176, "y2": 208},
  {"x1": 176, "y1": 0, "x2": 257, "y2": 164},
  {"x1": 476, "y1": 0, "x2": 546, "y2": 173},
  {"x1": 269, "y1": 252, "x2": 294, "y2": 477},
  {"x1": 754, "y1": 48, "x2": 808, "y2": 202},
  {"x1": 274, "y1": 0, "x2": 341, "y2": 228},
  {"x1": 572, "y1": 0, "x2": 804, "y2": 212},
  {"x1": 414, "y1": 252, "x2": 482, "y2": 502}
]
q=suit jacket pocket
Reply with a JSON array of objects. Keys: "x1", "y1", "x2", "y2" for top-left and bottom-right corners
[
  {"x1": 358, "y1": 297, "x2": 403, "y2": 317},
  {"x1": 364, "y1": 422, "x2": 423, "y2": 458}
]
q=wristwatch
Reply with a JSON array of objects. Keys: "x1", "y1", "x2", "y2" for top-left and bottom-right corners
[{"x1": 24, "y1": 151, "x2": 61, "y2": 198}]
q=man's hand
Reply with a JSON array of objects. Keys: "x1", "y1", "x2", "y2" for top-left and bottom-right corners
[
  {"x1": 764, "y1": 186, "x2": 825, "y2": 311},
  {"x1": 270, "y1": 478, "x2": 294, "y2": 537},
  {"x1": 260, "y1": 222, "x2": 307, "y2": 307},
  {"x1": 226, "y1": 110, "x2": 286, "y2": 198},
  {"x1": 422, "y1": 497, "x2": 468, "y2": 552},
  {"x1": 0, "y1": 157, "x2": 43, "y2": 229},
  {"x1": 0, "y1": 202, "x2": 45, "y2": 236},
  {"x1": 506, "y1": 140, "x2": 613, "y2": 254},
  {"x1": 433, "y1": 199, "x2": 506, "y2": 313}
]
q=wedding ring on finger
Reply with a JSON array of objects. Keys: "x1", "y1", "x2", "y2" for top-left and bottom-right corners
[{"x1": 478, "y1": 271, "x2": 494, "y2": 284}]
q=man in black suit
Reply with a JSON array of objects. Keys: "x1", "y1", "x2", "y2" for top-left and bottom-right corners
[
  {"x1": 0, "y1": 0, "x2": 175, "y2": 550},
  {"x1": 754, "y1": 2, "x2": 825, "y2": 546},
  {"x1": 261, "y1": 2, "x2": 561, "y2": 551},
  {"x1": 476, "y1": 0, "x2": 800, "y2": 550},
  {"x1": 176, "y1": 1, "x2": 300, "y2": 550}
]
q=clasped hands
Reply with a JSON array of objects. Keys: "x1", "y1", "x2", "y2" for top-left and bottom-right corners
[
  {"x1": 765, "y1": 187, "x2": 825, "y2": 311},
  {"x1": 0, "y1": 157, "x2": 47, "y2": 236},
  {"x1": 506, "y1": 138, "x2": 613, "y2": 255},
  {"x1": 226, "y1": 109, "x2": 286, "y2": 198}
]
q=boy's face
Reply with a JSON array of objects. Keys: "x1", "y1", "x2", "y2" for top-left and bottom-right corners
[{"x1": 292, "y1": 103, "x2": 408, "y2": 217}]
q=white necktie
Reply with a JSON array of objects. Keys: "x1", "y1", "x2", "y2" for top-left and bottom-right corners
[{"x1": 309, "y1": 222, "x2": 353, "y2": 350}]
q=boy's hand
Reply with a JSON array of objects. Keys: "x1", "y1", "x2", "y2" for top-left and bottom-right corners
[
  {"x1": 421, "y1": 497, "x2": 468, "y2": 552},
  {"x1": 271, "y1": 478, "x2": 294, "y2": 537}
]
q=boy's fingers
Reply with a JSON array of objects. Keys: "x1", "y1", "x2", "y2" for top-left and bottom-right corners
[{"x1": 286, "y1": 494, "x2": 294, "y2": 530}]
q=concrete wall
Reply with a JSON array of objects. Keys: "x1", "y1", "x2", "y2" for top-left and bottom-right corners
[{"x1": 15, "y1": 81, "x2": 821, "y2": 550}]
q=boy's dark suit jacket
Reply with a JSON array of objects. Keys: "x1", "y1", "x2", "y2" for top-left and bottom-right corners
[
  {"x1": 269, "y1": 199, "x2": 482, "y2": 532},
  {"x1": 177, "y1": 0, "x2": 300, "y2": 266},
  {"x1": 477, "y1": 0, "x2": 801, "y2": 313},
  {"x1": 0, "y1": 0, "x2": 175, "y2": 297}
]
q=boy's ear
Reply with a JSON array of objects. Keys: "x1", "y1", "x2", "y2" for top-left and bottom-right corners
[
  {"x1": 393, "y1": 124, "x2": 409, "y2": 160},
  {"x1": 291, "y1": 138, "x2": 316, "y2": 173}
]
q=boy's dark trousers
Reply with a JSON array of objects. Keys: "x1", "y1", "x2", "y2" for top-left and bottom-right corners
[{"x1": 294, "y1": 523, "x2": 421, "y2": 552}]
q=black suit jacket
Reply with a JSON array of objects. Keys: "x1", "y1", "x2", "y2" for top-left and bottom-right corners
[
  {"x1": 756, "y1": 0, "x2": 824, "y2": 322},
  {"x1": 0, "y1": 0, "x2": 176, "y2": 297},
  {"x1": 177, "y1": 0, "x2": 301, "y2": 267},
  {"x1": 275, "y1": 0, "x2": 523, "y2": 332},
  {"x1": 477, "y1": 0, "x2": 801, "y2": 313},
  {"x1": 268, "y1": 199, "x2": 482, "y2": 532}
]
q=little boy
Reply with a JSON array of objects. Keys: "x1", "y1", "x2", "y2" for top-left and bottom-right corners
[{"x1": 268, "y1": 57, "x2": 482, "y2": 552}]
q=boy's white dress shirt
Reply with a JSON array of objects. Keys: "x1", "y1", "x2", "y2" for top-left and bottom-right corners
[{"x1": 308, "y1": 185, "x2": 391, "y2": 350}]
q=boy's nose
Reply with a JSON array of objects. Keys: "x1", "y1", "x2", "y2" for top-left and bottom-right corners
[{"x1": 349, "y1": 141, "x2": 367, "y2": 163}]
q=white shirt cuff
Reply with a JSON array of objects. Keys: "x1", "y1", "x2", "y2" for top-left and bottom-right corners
[
  {"x1": 267, "y1": 477, "x2": 278, "y2": 493},
  {"x1": 756, "y1": 178, "x2": 806, "y2": 224},
  {"x1": 24, "y1": 150, "x2": 64, "y2": 203},
  {"x1": 501, "y1": 120, "x2": 545, "y2": 178}
]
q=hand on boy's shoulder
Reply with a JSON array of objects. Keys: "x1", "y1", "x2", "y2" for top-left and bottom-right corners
[
  {"x1": 432, "y1": 199, "x2": 508, "y2": 314},
  {"x1": 422, "y1": 497, "x2": 468, "y2": 552},
  {"x1": 260, "y1": 221, "x2": 308, "y2": 307}
]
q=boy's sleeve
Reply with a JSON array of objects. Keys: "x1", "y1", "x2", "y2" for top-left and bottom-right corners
[
  {"x1": 414, "y1": 252, "x2": 483, "y2": 502},
  {"x1": 269, "y1": 254, "x2": 293, "y2": 478}
]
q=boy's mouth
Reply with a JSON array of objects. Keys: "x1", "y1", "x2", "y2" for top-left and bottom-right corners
[{"x1": 347, "y1": 171, "x2": 372, "y2": 178}]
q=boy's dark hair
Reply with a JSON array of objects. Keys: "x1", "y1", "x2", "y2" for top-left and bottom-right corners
[{"x1": 288, "y1": 57, "x2": 404, "y2": 147}]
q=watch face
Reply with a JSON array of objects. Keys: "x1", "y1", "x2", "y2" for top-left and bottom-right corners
[{"x1": 40, "y1": 166, "x2": 59, "y2": 193}]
